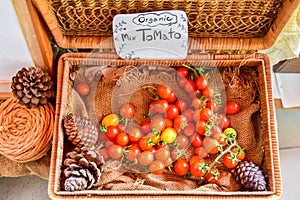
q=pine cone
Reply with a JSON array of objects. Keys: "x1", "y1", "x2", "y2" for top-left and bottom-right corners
[
  {"x1": 63, "y1": 147, "x2": 105, "y2": 191},
  {"x1": 232, "y1": 161, "x2": 267, "y2": 191},
  {"x1": 63, "y1": 114, "x2": 99, "y2": 148},
  {"x1": 11, "y1": 67, "x2": 53, "y2": 108}
]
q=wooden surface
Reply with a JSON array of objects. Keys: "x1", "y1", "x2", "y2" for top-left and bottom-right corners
[{"x1": 11, "y1": 0, "x2": 54, "y2": 76}]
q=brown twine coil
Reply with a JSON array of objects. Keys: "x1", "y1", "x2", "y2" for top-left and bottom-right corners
[{"x1": 0, "y1": 97, "x2": 54, "y2": 163}]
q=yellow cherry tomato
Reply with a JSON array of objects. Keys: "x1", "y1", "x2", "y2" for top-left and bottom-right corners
[
  {"x1": 161, "y1": 127, "x2": 177, "y2": 144},
  {"x1": 101, "y1": 114, "x2": 120, "y2": 127}
]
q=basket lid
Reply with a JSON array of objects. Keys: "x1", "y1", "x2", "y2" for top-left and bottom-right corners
[{"x1": 33, "y1": 0, "x2": 299, "y2": 50}]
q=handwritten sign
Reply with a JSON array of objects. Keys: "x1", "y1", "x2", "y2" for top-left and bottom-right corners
[{"x1": 113, "y1": 10, "x2": 188, "y2": 60}]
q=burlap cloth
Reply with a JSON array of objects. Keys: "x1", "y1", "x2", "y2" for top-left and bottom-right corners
[{"x1": 66, "y1": 64, "x2": 263, "y2": 192}]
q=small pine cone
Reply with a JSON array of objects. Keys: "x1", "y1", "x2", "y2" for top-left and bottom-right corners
[
  {"x1": 11, "y1": 67, "x2": 54, "y2": 108},
  {"x1": 63, "y1": 114, "x2": 99, "y2": 148},
  {"x1": 63, "y1": 147, "x2": 105, "y2": 191},
  {"x1": 232, "y1": 161, "x2": 267, "y2": 191}
]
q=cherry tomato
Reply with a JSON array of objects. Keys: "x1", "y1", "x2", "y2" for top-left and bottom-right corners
[
  {"x1": 157, "y1": 84, "x2": 172, "y2": 99},
  {"x1": 139, "y1": 137, "x2": 153, "y2": 151},
  {"x1": 166, "y1": 104, "x2": 179, "y2": 120},
  {"x1": 171, "y1": 148, "x2": 184, "y2": 160},
  {"x1": 223, "y1": 153, "x2": 239, "y2": 169},
  {"x1": 146, "y1": 131, "x2": 160, "y2": 145},
  {"x1": 76, "y1": 82, "x2": 90, "y2": 96},
  {"x1": 120, "y1": 103, "x2": 135, "y2": 118},
  {"x1": 217, "y1": 114, "x2": 230, "y2": 130},
  {"x1": 231, "y1": 146, "x2": 245, "y2": 161},
  {"x1": 224, "y1": 127, "x2": 237, "y2": 139},
  {"x1": 192, "y1": 98, "x2": 206, "y2": 109},
  {"x1": 206, "y1": 100, "x2": 219, "y2": 112},
  {"x1": 150, "y1": 99, "x2": 169, "y2": 113},
  {"x1": 99, "y1": 148, "x2": 109, "y2": 161},
  {"x1": 165, "y1": 91, "x2": 177, "y2": 103},
  {"x1": 174, "y1": 159, "x2": 190, "y2": 176},
  {"x1": 173, "y1": 115, "x2": 188, "y2": 132},
  {"x1": 211, "y1": 131, "x2": 227, "y2": 146},
  {"x1": 203, "y1": 137, "x2": 219, "y2": 154},
  {"x1": 195, "y1": 76, "x2": 208, "y2": 90},
  {"x1": 177, "y1": 67, "x2": 189, "y2": 78},
  {"x1": 161, "y1": 127, "x2": 177, "y2": 144},
  {"x1": 175, "y1": 100, "x2": 187, "y2": 112},
  {"x1": 140, "y1": 121, "x2": 151, "y2": 134},
  {"x1": 138, "y1": 151, "x2": 154, "y2": 166},
  {"x1": 195, "y1": 147, "x2": 209, "y2": 158},
  {"x1": 225, "y1": 101, "x2": 240, "y2": 115},
  {"x1": 196, "y1": 120, "x2": 206, "y2": 135},
  {"x1": 101, "y1": 114, "x2": 120, "y2": 127},
  {"x1": 189, "y1": 155, "x2": 203, "y2": 166},
  {"x1": 150, "y1": 115, "x2": 166, "y2": 131},
  {"x1": 191, "y1": 134, "x2": 203, "y2": 148},
  {"x1": 190, "y1": 160, "x2": 208, "y2": 178},
  {"x1": 105, "y1": 126, "x2": 120, "y2": 141},
  {"x1": 165, "y1": 118, "x2": 173, "y2": 127},
  {"x1": 154, "y1": 146, "x2": 171, "y2": 161},
  {"x1": 164, "y1": 157, "x2": 173, "y2": 167},
  {"x1": 116, "y1": 132, "x2": 129, "y2": 146},
  {"x1": 178, "y1": 78, "x2": 188, "y2": 89},
  {"x1": 182, "y1": 108, "x2": 194, "y2": 122},
  {"x1": 192, "y1": 109, "x2": 201, "y2": 122},
  {"x1": 200, "y1": 108, "x2": 213, "y2": 121},
  {"x1": 182, "y1": 123, "x2": 196, "y2": 136},
  {"x1": 126, "y1": 144, "x2": 141, "y2": 163},
  {"x1": 149, "y1": 160, "x2": 165, "y2": 175},
  {"x1": 118, "y1": 123, "x2": 127, "y2": 132},
  {"x1": 107, "y1": 144, "x2": 123, "y2": 160},
  {"x1": 202, "y1": 87, "x2": 214, "y2": 99},
  {"x1": 205, "y1": 167, "x2": 220, "y2": 183},
  {"x1": 183, "y1": 80, "x2": 196, "y2": 93},
  {"x1": 175, "y1": 134, "x2": 189, "y2": 149},
  {"x1": 128, "y1": 127, "x2": 142, "y2": 143}
]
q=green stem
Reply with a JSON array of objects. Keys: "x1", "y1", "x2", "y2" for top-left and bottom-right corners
[
  {"x1": 198, "y1": 141, "x2": 239, "y2": 185},
  {"x1": 182, "y1": 64, "x2": 199, "y2": 78}
]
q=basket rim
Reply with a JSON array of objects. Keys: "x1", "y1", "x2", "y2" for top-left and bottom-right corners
[
  {"x1": 48, "y1": 52, "x2": 282, "y2": 199},
  {"x1": 32, "y1": 0, "x2": 300, "y2": 50}
]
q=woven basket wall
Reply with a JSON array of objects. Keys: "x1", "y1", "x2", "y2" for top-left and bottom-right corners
[
  {"x1": 48, "y1": 52, "x2": 281, "y2": 200},
  {"x1": 33, "y1": 0, "x2": 300, "y2": 49}
]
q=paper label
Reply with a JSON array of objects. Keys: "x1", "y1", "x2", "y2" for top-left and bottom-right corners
[{"x1": 113, "y1": 10, "x2": 188, "y2": 60}]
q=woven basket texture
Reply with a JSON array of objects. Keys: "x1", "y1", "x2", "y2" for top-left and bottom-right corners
[
  {"x1": 32, "y1": 0, "x2": 300, "y2": 49},
  {"x1": 48, "y1": 52, "x2": 281, "y2": 199},
  {"x1": 0, "y1": 97, "x2": 54, "y2": 163}
]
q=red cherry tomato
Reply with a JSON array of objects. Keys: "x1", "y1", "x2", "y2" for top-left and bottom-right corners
[
  {"x1": 116, "y1": 132, "x2": 129, "y2": 146},
  {"x1": 126, "y1": 144, "x2": 141, "y2": 163},
  {"x1": 138, "y1": 151, "x2": 154, "y2": 166},
  {"x1": 175, "y1": 134, "x2": 189, "y2": 149},
  {"x1": 183, "y1": 123, "x2": 196, "y2": 137},
  {"x1": 196, "y1": 120, "x2": 206, "y2": 135},
  {"x1": 140, "y1": 121, "x2": 151, "y2": 134},
  {"x1": 107, "y1": 144, "x2": 123, "y2": 160},
  {"x1": 173, "y1": 115, "x2": 188, "y2": 132},
  {"x1": 202, "y1": 87, "x2": 214, "y2": 99},
  {"x1": 154, "y1": 146, "x2": 171, "y2": 161},
  {"x1": 225, "y1": 101, "x2": 241, "y2": 115},
  {"x1": 194, "y1": 147, "x2": 209, "y2": 158},
  {"x1": 149, "y1": 160, "x2": 165, "y2": 175},
  {"x1": 223, "y1": 153, "x2": 239, "y2": 169},
  {"x1": 195, "y1": 76, "x2": 208, "y2": 90},
  {"x1": 138, "y1": 137, "x2": 153, "y2": 151},
  {"x1": 120, "y1": 103, "x2": 135, "y2": 118},
  {"x1": 174, "y1": 159, "x2": 190, "y2": 176},
  {"x1": 166, "y1": 104, "x2": 179, "y2": 120},
  {"x1": 190, "y1": 160, "x2": 208, "y2": 178},
  {"x1": 200, "y1": 108, "x2": 213, "y2": 121},
  {"x1": 165, "y1": 91, "x2": 177, "y2": 103},
  {"x1": 192, "y1": 98, "x2": 206, "y2": 109},
  {"x1": 206, "y1": 100, "x2": 219, "y2": 112},
  {"x1": 175, "y1": 100, "x2": 187, "y2": 112},
  {"x1": 205, "y1": 167, "x2": 220, "y2": 183},
  {"x1": 105, "y1": 126, "x2": 120, "y2": 141},
  {"x1": 191, "y1": 134, "x2": 203, "y2": 148},
  {"x1": 157, "y1": 84, "x2": 172, "y2": 99},
  {"x1": 150, "y1": 115, "x2": 166, "y2": 132},
  {"x1": 150, "y1": 99, "x2": 169, "y2": 114},
  {"x1": 183, "y1": 80, "x2": 196, "y2": 93},
  {"x1": 128, "y1": 127, "x2": 142, "y2": 143},
  {"x1": 231, "y1": 146, "x2": 246, "y2": 161},
  {"x1": 76, "y1": 82, "x2": 90, "y2": 96},
  {"x1": 182, "y1": 108, "x2": 194, "y2": 122},
  {"x1": 177, "y1": 67, "x2": 189, "y2": 78},
  {"x1": 217, "y1": 114, "x2": 230, "y2": 130}
]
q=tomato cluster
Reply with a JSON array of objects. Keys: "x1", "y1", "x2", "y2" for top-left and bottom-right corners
[{"x1": 98, "y1": 64, "x2": 245, "y2": 184}]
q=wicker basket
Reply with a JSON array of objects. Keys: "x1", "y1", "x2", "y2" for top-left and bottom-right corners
[{"x1": 30, "y1": 0, "x2": 300, "y2": 199}]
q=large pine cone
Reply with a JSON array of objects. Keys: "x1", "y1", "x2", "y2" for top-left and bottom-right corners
[
  {"x1": 63, "y1": 114, "x2": 99, "y2": 148},
  {"x1": 63, "y1": 147, "x2": 105, "y2": 191},
  {"x1": 11, "y1": 67, "x2": 53, "y2": 108},
  {"x1": 232, "y1": 161, "x2": 267, "y2": 191}
]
